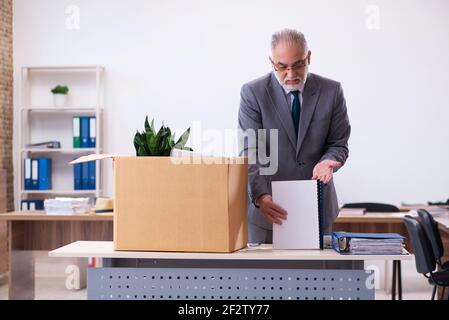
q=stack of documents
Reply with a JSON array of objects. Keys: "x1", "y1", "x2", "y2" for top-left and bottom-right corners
[
  {"x1": 332, "y1": 232, "x2": 405, "y2": 255},
  {"x1": 44, "y1": 197, "x2": 92, "y2": 215},
  {"x1": 339, "y1": 207, "x2": 366, "y2": 216}
]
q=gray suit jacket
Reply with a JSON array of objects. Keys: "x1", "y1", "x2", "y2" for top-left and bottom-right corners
[{"x1": 238, "y1": 72, "x2": 351, "y2": 243}]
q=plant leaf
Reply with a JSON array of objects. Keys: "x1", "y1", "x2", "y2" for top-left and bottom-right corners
[
  {"x1": 133, "y1": 131, "x2": 142, "y2": 155},
  {"x1": 137, "y1": 145, "x2": 147, "y2": 156},
  {"x1": 160, "y1": 127, "x2": 171, "y2": 155},
  {"x1": 144, "y1": 116, "x2": 150, "y2": 132},
  {"x1": 141, "y1": 131, "x2": 151, "y2": 155},
  {"x1": 150, "y1": 119, "x2": 155, "y2": 135},
  {"x1": 174, "y1": 128, "x2": 190, "y2": 149},
  {"x1": 146, "y1": 129, "x2": 157, "y2": 155},
  {"x1": 135, "y1": 118, "x2": 191, "y2": 156},
  {"x1": 152, "y1": 125, "x2": 167, "y2": 155}
]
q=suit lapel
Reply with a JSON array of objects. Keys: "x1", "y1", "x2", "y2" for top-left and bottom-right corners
[
  {"x1": 296, "y1": 73, "x2": 321, "y2": 158},
  {"x1": 266, "y1": 74, "x2": 297, "y2": 151}
]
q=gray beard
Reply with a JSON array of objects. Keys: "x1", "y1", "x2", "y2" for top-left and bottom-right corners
[{"x1": 273, "y1": 70, "x2": 308, "y2": 92}]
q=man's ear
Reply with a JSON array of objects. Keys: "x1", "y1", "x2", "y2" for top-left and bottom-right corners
[{"x1": 307, "y1": 51, "x2": 312, "y2": 64}]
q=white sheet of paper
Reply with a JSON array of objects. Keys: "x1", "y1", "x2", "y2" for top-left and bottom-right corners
[{"x1": 272, "y1": 180, "x2": 320, "y2": 249}]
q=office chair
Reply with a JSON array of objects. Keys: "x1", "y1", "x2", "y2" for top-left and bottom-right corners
[
  {"x1": 403, "y1": 215, "x2": 449, "y2": 300},
  {"x1": 342, "y1": 202, "x2": 400, "y2": 212},
  {"x1": 417, "y1": 209, "x2": 449, "y2": 270},
  {"x1": 417, "y1": 209, "x2": 449, "y2": 298}
]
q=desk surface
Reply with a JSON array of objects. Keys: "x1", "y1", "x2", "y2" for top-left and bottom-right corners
[
  {"x1": 0, "y1": 211, "x2": 113, "y2": 221},
  {"x1": 400, "y1": 205, "x2": 449, "y2": 211},
  {"x1": 336, "y1": 212, "x2": 408, "y2": 223},
  {"x1": 435, "y1": 216, "x2": 449, "y2": 229},
  {"x1": 336, "y1": 211, "x2": 449, "y2": 230},
  {"x1": 49, "y1": 241, "x2": 412, "y2": 261},
  {"x1": 2, "y1": 209, "x2": 446, "y2": 225}
]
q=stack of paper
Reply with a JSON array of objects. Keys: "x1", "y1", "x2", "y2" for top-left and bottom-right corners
[
  {"x1": 347, "y1": 238, "x2": 404, "y2": 255},
  {"x1": 339, "y1": 207, "x2": 366, "y2": 216},
  {"x1": 332, "y1": 232, "x2": 405, "y2": 255},
  {"x1": 44, "y1": 197, "x2": 92, "y2": 215}
]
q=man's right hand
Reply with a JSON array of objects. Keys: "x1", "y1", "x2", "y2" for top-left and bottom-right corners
[{"x1": 257, "y1": 194, "x2": 288, "y2": 225}]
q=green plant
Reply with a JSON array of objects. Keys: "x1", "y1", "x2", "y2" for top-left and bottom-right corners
[
  {"x1": 51, "y1": 85, "x2": 69, "y2": 94},
  {"x1": 133, "y1": 116, "x2": 193, "y2": 156}
]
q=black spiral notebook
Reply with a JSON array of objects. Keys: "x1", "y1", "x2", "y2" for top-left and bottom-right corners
[{"x1": 272, "y1": 180, "x2": 324, "y2": 249}]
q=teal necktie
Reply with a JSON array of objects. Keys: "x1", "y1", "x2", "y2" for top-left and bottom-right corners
[{"x1": 291, "y1": 90, "x2": 301, "y2": 137}]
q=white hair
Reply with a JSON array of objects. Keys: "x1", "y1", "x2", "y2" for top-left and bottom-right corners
[{"x1": 271, "y1": 29, "x2": 308, "y2": 53}]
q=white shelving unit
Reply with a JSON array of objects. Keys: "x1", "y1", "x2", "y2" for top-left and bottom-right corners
[{"x1": 17, "y1": 65, "x2": 104, "y2": 210}]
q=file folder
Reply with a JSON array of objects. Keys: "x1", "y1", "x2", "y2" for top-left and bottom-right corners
[
  {"x1": 21, "y1": 200, "x2": 28, "y2": 211},
  {"x1": 21, "y1": 200, "x2": 43, "y2": 210},
  {"x1": 74, "y1": 162, "x2": 82, "y2": 190},
  {"x1": 80, "y1": 116, "x2": 90, "y2": 148},
  {"x1": 31, "y1": 159, "x2": 39, "y2": 189},
  {"x1": 89, "y1": 117, "x2": 96, "y2": 148},
  {"x1": 88, "y1": 161, "x2": 96, "y2": 190},
  {"x1": 272, "y1": 180, "x2": 324, "y2": 249},
  {"x1": 332, "y1": 232, "x2": 405, "y2": 255},
  {"x1": 38, "y1": 158, "x2": 52, "y2": 190},
  {"x1": 73, "y1": 116, "x2": 81, "y2": 148},
  {"x1": 33, "y1": 200, "x2": 44, "y2": 210},
  {"x1": 24, "y1": 158, "x2": 32, "y2": 190},
  {"x1": 81, "y1": 162, "x2": 90, "y2": 189}
]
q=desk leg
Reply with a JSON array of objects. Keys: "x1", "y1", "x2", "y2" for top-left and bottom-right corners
[
  {"x1": 391, "y1": 260, "x2": 402, "y2": 300},
  {"x1": 391, "y1": 260, "x2": 397, "y2": 300},
  {"x1": 384, "y1": 260, "x2": 390, "y2": 295},
  {"x1": 8, "y1": 221, "x2": 35, "y2": 300},
  {"x1": 398, "y1": 261, "x2": 402, "y2": 300}
]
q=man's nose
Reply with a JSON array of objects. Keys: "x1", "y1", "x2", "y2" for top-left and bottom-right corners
[{"x1": 286, "y1": 69, "x2": 296, "y2": 78}]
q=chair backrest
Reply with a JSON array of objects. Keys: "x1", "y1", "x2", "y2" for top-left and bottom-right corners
[
  {"x1": 342, "y1": 202, "x2": 400, "y2": 212},
  {"x1": 417, "y1": 209, "x2": 444, "y2": 262},
  {"x1": 403, "y1": 215, "x2": 436, "y2": 275}
]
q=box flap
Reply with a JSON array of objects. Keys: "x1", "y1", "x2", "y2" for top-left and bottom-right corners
[{"x1": 69, "y1": 154, "x2": 116, "y2": 164}]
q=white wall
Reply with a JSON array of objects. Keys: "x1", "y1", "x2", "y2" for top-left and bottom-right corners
[{"x1": 13, "y1": 0, "x2": 449, "y2": 208}]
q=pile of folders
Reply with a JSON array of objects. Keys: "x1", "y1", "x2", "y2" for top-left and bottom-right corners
[{"x1": 332, "y1": 232, "x2": 405, "y2": 255}]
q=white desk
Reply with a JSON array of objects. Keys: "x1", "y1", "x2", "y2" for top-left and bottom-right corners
[
  {"x1": 50, "y1": 241, "x2": 411, "y2": 300},
  {"x1": 49, "y1": 241, "x2": 410, "y2": 261}
]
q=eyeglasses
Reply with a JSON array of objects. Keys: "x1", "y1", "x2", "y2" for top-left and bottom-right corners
[{"x1": 270, "y1": 54, "x2": 309, "y2": 72}]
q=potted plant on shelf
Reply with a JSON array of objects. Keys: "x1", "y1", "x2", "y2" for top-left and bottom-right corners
[
  {"x1": 51, "y1": 85, "x2": 69, "y2": 107},
  {"x1": 133, "y1": 116, "x2": 193, "y2": 156}
]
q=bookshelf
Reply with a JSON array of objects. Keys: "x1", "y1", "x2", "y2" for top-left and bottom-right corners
[
  {"x1": 17, "y1": 66, "x2": 104, "y2": 211},
  {"x1": 20, "y1": 190, "x2": 102, "y2": 195}
]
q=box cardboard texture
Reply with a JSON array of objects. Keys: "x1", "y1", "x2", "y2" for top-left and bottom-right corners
[{"x1": 71, "y1": 155, "x2": 248, "y2": 253}]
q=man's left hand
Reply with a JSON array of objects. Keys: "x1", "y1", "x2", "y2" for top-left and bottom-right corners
[{"x1": 312, "y1": 160, "x2": 342, "y2": 184}]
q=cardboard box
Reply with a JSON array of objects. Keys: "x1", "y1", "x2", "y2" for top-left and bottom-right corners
[{"x1": 72, "y1": 155, "x2": 248, "y2": 252}]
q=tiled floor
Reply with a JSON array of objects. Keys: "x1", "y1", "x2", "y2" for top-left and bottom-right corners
[{"x1": 0, "y1": 258, "x2": 435, "y2": 300}]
